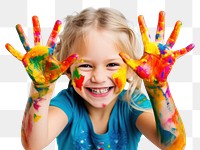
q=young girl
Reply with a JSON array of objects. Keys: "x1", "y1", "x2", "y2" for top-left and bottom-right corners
[{"x1": 5, "y1": 8, "x2": 194, "y2": 150}]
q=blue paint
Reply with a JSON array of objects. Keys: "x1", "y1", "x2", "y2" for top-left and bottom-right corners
[
  {"x1": 158, "y1": 43, "x2": 167, "y2": 54},
  {"x1": 156, "y1": 34, "x2": 161, "y2": 40}
]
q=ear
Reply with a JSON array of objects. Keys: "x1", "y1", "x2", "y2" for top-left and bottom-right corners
[{"x1": 126, "y1": 67, "x2": 134, "y2": 82}]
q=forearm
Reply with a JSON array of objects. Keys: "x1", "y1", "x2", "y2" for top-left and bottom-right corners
[
  {"x1": 21, "y1": 83, "x2": 55, "y2": 150},
  {"x1": 144, "y1": 81, "x2": 186, "y2": 149}
]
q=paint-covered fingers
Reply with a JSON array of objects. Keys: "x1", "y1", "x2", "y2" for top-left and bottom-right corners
[
  {"x1": 5, "y1": 43, "x2": 23, "y2": 61},
  {"x1": 155, "y1": 11, "x2": 165, "y2": 43},
  {"x1": 47, "y1": 20, "x2": 62, "y2": 49},
  {"x1": 60, "y1": 54, "x2": 79, "y2": 73},
  {"x1": 119, "y1": 52, "x2": 138, "y2": 71},
  {"x1": 32, "y1": 16, "x2": 42, "y2": 46},
  {"x1": 166, "y1": 21, "x2": 182, "y2": 48},
  {"x1": 34, "y1": 54, "x2": 78, "y2": 87},
  {"x1": 173, "y1": 43, "x2": 195, "y2": 59},
  {"x1": 138, "y1": 15, "x2": 150, "y2": 48},
  {"x1": 16, "y1": 24, "x2": 31, "y2": 51}
]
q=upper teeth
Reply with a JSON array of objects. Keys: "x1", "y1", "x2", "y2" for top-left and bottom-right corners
[{"x1": 91, "y1": 88, "x2": 109, "y2": 94}]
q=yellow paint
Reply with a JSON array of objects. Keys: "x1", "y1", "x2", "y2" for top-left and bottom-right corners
[
  {"x1": 112, "y1": 66, "x2": 127, "y2": 93},
  {"x1": 119, "y1": 52, "x2": 137, "y2": 70},
  {"x1": 144, "y1": 42, "x2": 160, "y2": 55},
  {"x1": 34, "y1": 114, "x2": 42, "y2": 122},
  {"x1": 5, "y1": 44, "x2": 23, "y2": 61},
  {"x1": 75, "y1": 58, "x2": 84, "y2": 64}
]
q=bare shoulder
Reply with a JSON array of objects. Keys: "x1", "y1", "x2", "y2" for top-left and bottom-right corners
[
  {"x1": 136, "y1": 110, "x2": 155, "y2": 133},
  {"x1": 49, "y1": 106, "x2": 69, "y2": 127}
]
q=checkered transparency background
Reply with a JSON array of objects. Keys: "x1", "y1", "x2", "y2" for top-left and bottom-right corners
[{"x1": 0, "y1": 0, "x2": 199, "y2": 149}]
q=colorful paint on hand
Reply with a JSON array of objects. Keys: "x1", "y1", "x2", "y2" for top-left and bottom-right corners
[
  {"x1": 47, "y1": 20, "x2": 62, "y2": 49},
  {"x1": 16, "y1": 24, "x2": 31, "y2": 51},
  {"x1": 112, "y1": 66, "x2": 127, "y2": 93},
  {"x1": 120, "y1": 11, "x2": 193, "y2": 148},
  {"x1": 119, "y1": 11, "x2": 194, "y2": 85},
  {"x1": 72, "y1": 67, "x2": 85, "y2": 91},
  {"x1": 6, "y1": 16, "x2": 78, "y2": 148},
  {"x1": 5, "y1": 16, "x2": 78, "y2": 93},
  {"x1": 32, "y1": 16, "x2": 41, "y2": 45},
  {"x1": 155, "y1": 11, "x2": 165, "y2": 43}
]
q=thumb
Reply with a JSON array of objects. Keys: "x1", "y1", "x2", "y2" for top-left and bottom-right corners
[
  {"x1": 60, "y1": 54, "x2": 79, "y2": 73},
  {"x1": 119, "y1": 52, "x2": 137, "y2": 70},
  {"x1": 5, "y1": 43, "x2": 23, "y2": 61}
]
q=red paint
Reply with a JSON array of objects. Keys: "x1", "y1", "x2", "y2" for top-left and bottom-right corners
[{"x1": 74, "y1": 75, "x2": 84, "y2": 91}]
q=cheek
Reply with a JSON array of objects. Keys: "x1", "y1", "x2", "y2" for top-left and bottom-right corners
[
  {"x1": 72, "y1": 67, "x2": 85, "y2": 91},
  {"x1": 112, "y1": 67, "x2": 127, "y2": 93}
]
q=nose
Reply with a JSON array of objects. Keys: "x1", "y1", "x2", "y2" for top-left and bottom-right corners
[{"x1": 91, "y1": 67, "x2": 107, "y2": 83}]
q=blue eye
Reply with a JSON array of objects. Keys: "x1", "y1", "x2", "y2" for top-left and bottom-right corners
[
  {"x1": 107, "y1": 63, "x2": 119, "y2": 67},
  {"x1": 78, "y1": 64, "x2": 92, "y2": 68}
]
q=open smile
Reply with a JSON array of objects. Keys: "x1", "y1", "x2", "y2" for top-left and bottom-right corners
[{"x1": 86, "y1": 86, "x2": 114, "y2": 96}]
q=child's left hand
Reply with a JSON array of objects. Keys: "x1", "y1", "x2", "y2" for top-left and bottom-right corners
[{"x1": 120, "y1": 11, "x2": 194, "y2": 85}]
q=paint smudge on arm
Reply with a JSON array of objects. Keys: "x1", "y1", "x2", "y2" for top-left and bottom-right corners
[
  {"x1": 34, "y1": 113, "x2": 42, "y2": 122},
  {"x1": 145, "y1": 81, "x2": 186, "y2": 149},
  {"x1": 119, "y1": 11, "x2": 193, "y2": 148}
]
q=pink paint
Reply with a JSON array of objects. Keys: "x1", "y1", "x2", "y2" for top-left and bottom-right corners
[{"x1": 102, "y1": 104, "x2": 107, "y2": 107}]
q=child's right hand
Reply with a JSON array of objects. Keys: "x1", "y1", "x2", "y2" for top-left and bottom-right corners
[{"x1": 5, "y1": 16, "x2": 78, "y2": 92}]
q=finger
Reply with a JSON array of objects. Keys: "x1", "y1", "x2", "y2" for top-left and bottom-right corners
[
  {"x1": 32, "y1": 16, "x2": 41, "y2": 46},
  {"x1": 5, "y1": 43, "x2": 23, "y2": 61},
  {"x1": 166, "y1": 21, "x2": 182, "y2": 48},
  {"x1": 155, "y1": 11, "x2": 165, "y2": 43},
  {"x1": 119, "y1": 52, "x2": 138, "y2": 70},
  {"x1": 173, "y1": 43, "x2": 195, "y2": 59},
  {"x1": 60, "y1": 54, "x2": 79, "y2": 73},
  {"x1": 46, "y1": 20, "x2": 62, "y2": 50},
  {"x1": 16, "y1": 24, "x2": 31, "y2": 51},
  {"x1": 138, "y1": 15, "x2": 150, "y2": 48}
]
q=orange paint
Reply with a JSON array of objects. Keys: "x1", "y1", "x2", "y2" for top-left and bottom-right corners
[{"x1": 112, "y1": 67, "x2": 127, "y2": 93}]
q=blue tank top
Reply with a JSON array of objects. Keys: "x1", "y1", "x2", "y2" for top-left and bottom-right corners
[{"x1": 50, "y1": 86, "x2": 152, "y2": 150}]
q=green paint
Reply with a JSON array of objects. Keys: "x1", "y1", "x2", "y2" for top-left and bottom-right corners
[
  {"x1": 29, "y1": 54, "x2": 47, "y2": 70},
  {"x1": 49, "y1": 62, "x2": 59, "y2": 70},
  {"x1": 73, "y1": 67, "x2": 81, "y2": 79}
]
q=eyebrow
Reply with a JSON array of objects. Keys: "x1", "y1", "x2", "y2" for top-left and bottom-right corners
[
  {"x1": 77, "y1": 58, "x2": 122, "y2": 63},
  {"x1": 78, "y1": 57, "x2": 122, "y2": 63}
]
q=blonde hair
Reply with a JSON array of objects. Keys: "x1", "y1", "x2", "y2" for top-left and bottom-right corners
[{"x1": 55, "y1": 7, "x2": 143, "y2": 105}]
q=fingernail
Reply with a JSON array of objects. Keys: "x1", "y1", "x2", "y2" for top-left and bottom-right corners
[{"x1": 186, "y1": 43, "x2": 195, "y2": 50}]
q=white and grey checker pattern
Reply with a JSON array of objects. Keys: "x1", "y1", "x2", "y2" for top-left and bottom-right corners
[{"x1": 0, "y1": 0, "x2": 199, "y2": 149}]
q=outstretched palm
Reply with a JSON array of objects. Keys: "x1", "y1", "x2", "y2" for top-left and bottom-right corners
[
  {"x1": 6, "y1": 16, "x2": 78, "y2": 91},
  {"x1": 120, "y1": 11, "x2": 194, "y2": 85}
]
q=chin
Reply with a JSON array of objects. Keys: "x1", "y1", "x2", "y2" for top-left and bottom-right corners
[{"x1": 85, "y1": 100, "x2": 112, "y2": 109}]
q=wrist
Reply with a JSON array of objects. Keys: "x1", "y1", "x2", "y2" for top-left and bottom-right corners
[
  {"x1": 144, "y1": 80, "x2": 168, "y2": 88},
  {"x1": 31, "y1": 82, "x2": 56, "y2": 97},
  {"x1": 144, "y1": 80, "x2": 171, "y2": 101}
]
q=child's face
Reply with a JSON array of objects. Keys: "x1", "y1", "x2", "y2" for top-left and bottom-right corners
[{"x1": 70, "y1": 29, "x2": 128, "y2": 108}]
